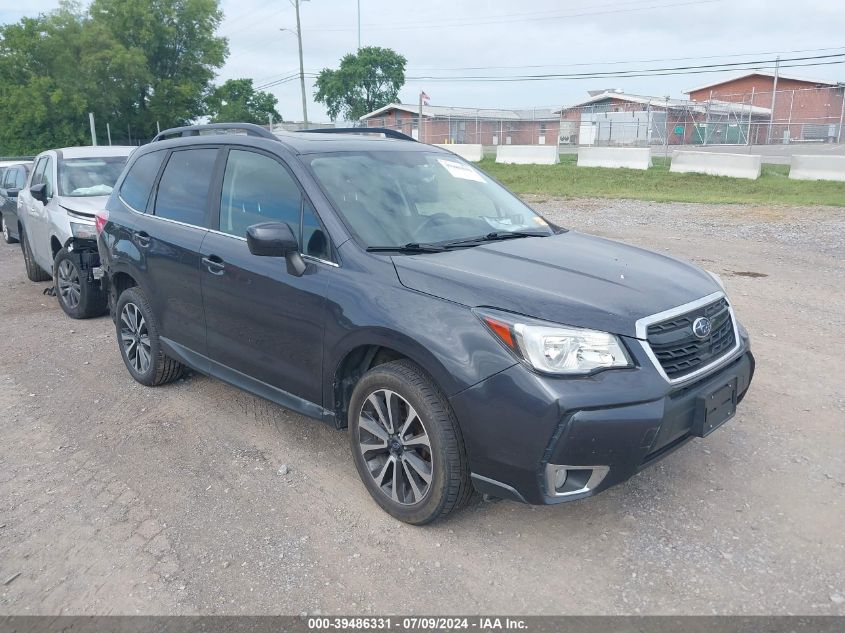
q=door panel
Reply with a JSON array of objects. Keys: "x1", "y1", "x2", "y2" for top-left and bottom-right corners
[
  {"x1": 144, "y1": 147, "x2": 219, "y2": 355},
  {"x1": 200, "y1": 148, "x2": 331, "y2": 406},
  {"x1": 201, "y1": 232, "x2": 328, "y2": 405}
]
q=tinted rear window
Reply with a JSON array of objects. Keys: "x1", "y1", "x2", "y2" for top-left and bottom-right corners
[
  {"x1": 120, "y1": 151, "x2": 165, "y2": 211},
  {"x1": 154, "y1": 149, "x2": 217, "y2": 226}
]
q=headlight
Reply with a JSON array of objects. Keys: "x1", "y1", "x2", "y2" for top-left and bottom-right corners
[
  {"x1": 70, "y1": 221, "x2": 97, "y2": 240},
  {"x1": 475, "y1": 308, "x2": 631, "y2": 375}
]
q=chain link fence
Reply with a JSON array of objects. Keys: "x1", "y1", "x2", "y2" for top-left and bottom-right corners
[{"x1": 362, "y1": 85, "x2": 845, "y2": 149}]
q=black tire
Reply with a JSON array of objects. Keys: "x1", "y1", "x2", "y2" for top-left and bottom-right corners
[
  {"x1": 348, "y1": 360, "x2": 473, "y2": 524},
  {"x1": 53, "y1": 248, "x2": 107, "y2": 319},
  {"x1": 114, "y1": 286, "x2": 184, "y2": 387},
  {"x1": 20, "y1": 228, "x2": 51, "y2": 282},
  {"x1": 2, "y1": 214, "x2": 17, "y2": 244}
]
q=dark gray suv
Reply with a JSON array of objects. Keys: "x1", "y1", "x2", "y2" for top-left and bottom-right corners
[{"x1": 96, "y1": 124, "x2": 754, "y2": 524}]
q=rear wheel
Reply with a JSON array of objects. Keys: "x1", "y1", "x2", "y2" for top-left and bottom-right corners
[
  {"x1": 348, "y1": 360, "x2": 472, "y2": 524},
  {"x1": 20, "y1": 228, "x2": 51, "y2": 282},
  {"x1": 114, "y1": 287, "x2": 184, "y2": 386},
  {"x1": 53, "y1": 248, "x2": 107, "y2": 319},
  {"x1": 2, "y1": 215, "x2": 17, "y2": 244}
]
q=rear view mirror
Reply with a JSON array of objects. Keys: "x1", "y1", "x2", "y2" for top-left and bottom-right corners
[
  {"x1": 30, "y1": 183, "x2": 47, "y2": 204},
  {"x1": 246, "y1": 222, "x2": 306, "y2": 277},
  {"x1": 4, "y1": 188, "x2": 20, "y2": 198}
]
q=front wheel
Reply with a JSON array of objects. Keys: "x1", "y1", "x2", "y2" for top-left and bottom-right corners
[
  {"x1": 348, "y1": 360, "x2": 473, "y2": 524},
  {"x1": 114, "y1": 287, "x2": 184, "y2": 386},
  {"x1": 53, "y1": 248, "x2": 107, "y2": 319}
]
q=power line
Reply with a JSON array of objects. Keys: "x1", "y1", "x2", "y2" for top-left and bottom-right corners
[
  {"x1": 400, "y1": 53, "x2": 845, "y2": 82},
  {"x1": 253, "y1": 54, "x2": 845, "y2": 91},
  {"x1": 302, "y1": 0, "x2": 722, "y2": 32},
  {"x1": 405, "y1": 46, "x2": 845, "y2": 73}
]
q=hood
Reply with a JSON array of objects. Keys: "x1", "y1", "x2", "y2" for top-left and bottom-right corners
[
  {"x1": 58, "y1": 195, "x2": 111, "y2": 219},
  {"x1": 392, "y1": 232, "x2": 720, "y2": 339}
]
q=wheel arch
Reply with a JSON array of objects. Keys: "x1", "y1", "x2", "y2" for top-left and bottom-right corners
[{"x1": 329, "y1": 329, "x2": 461, "y2": 429}]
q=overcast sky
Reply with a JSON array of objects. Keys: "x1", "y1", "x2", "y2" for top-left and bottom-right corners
[{"x1": 2, "y1": 0, "x2": 844, "y2": 122}]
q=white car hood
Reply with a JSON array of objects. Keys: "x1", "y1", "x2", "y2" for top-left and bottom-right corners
[{"x1": 57, "y1": 195, "x2": 110, "y2": 218}]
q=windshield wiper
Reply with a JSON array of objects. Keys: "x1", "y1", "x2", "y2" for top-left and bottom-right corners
[
  {"x1": 366, "y1": 243, "x2": 447, "y2": 254},
  {"x1": 440, "y1": 230, "x2": 550, "y2": 248}
]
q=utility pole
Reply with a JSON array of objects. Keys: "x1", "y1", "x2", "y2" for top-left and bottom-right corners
[
  {"x1": 357, "y1": 0, "x2": 361, "y2": 50},
  {"x1": 767, "y1": 55, "x2": 780, "y2": 145},
  {"x1": 106, "y1": 122, "x2": 112, "y2": 146},
  {"x1": 88, "y1": 113, "x2": 97, "y2": 146},
  {"x1": 294, "y1": 0, "x2": 309, "y2": 125}
]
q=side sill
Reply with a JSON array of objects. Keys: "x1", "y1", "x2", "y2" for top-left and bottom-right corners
[{"x1": 159, "y1": 337, "x2": 337, "y2": 427}]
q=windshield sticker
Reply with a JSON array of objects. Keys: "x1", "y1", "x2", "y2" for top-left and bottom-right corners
[{"x1": 436, "y1": 159, "x2": 486, "y2": 183}]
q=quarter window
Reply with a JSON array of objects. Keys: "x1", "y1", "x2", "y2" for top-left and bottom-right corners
[
  {"x1": 31, "y1": 158, "x2": 47, "y2": 187},
  {"x1": 154, "y1": 149, "x2": 218, "y2": 226},
  {"x1": 42, "y1": 157, "x2": 54, "y2": 198},
  {"x1": 120, "y1": 151, "x2": 166, "y2": 212}
]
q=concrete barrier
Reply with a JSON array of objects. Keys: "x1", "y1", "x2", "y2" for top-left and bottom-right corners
[
  {"x1": 577, "y1": 147, "x2": 651, "y2": 170},
  {"x1": 433, "y1": 144, "x2": 484, "y2": 162},
  {"x1": 788, "y1": 155, "x2": 845, "y2": 182},
  {"x1": 495, "y1": 145, "x2": 559, "y2": 165},
  {"x1": 670, "y1": 151, "x2": 762, "y2": 180}
]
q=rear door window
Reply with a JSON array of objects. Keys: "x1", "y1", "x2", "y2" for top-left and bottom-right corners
[
  {"x1": 120, "y1": 151, "x2": 166, "y2": 212},
  {"x1": 14, "y1": 167, "x2": 26, "y2": 189},
  {"x1": 2, "y1": 168, "x2": 15, "y2": 189},
  {"x1": 154, "y1": 149, "x2": 218, "y2": 227}
]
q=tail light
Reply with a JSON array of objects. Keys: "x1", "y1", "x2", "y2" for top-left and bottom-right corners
[{"x1": 95, "y1": 209, "x2": 109, "y2": 235}]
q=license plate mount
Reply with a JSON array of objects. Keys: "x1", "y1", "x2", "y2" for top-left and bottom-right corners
[{"x1": 694, "y1": 380, "x2": 737, "y2": 437}]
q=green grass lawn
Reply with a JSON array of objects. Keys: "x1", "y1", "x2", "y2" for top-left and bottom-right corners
[{"x1": 476, "y1": 155, "x2": 845, "y2": 206}]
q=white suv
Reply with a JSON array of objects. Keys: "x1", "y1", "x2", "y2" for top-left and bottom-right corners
[{"x1": 18, "y1": 146, "x2": 133, "y2": 318}]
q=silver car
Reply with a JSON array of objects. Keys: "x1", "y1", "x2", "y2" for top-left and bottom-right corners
[{"x1": 17, "y1": 146, "x2": 133, "y2": 318}]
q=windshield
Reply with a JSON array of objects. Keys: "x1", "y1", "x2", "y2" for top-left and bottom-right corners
[
  {"x1": 307, "y1": 151, "x2": 553, "y2": 248},
  {"x1": 58, "y1": 157, "x2": 127, "y2": 197}
]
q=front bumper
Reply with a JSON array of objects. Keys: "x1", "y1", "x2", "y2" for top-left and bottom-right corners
[{"x1": 449, "y1": 333, "x2": 754, "y2": 505}]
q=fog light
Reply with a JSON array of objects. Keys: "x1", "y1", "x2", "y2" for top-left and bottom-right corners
[
  {"x1": 545, "y1": 464, "x2": 610, "y2": 497},
  {"x1": 554, "y1": 468, "x2": 568, "y2": 491}
]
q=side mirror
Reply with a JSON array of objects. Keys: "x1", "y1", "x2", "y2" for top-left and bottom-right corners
[
  {"x1": 5, "y1": 187, "x2": 20, "y2": 198},
  {"x1": 246, "y1": 222, "x2": 306, "y2": 276},
  {"x1": 30, "y1": 183, "x2": 47, "y2": 204}
]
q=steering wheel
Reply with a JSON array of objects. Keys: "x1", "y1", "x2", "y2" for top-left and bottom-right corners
[{"x1": 411, "y1": 213, "x2": 453, "y2": 241}]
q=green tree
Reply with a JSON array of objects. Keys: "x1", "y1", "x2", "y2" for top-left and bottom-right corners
[
  {"x1": 0, "y1": 0, "x2": 227, "y2": 154},
  {"x1": 207, "y1": 79, "x2": 281, "y2": 124},
  {"x1": 88, "y1": 0, "x2": 228, "y2": 139},
  {"x1": 314, "y1": 46, "x2": 406, "y2": 121}
]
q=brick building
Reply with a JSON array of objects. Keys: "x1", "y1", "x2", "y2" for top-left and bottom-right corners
[
  {"x1": 359, "y1": 103, "x2": 560, "y2": 146},
  {"x1": 685, "y1": 72, "x2": 845, "y2": 143},
  {"x1": 556, "y1": 91, "x2": 770, "y2": 146}
]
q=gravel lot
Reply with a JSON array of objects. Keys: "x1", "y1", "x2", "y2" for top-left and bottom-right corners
[{"x1": 1, "y1": 198, "x2": 844, "y2": 615}]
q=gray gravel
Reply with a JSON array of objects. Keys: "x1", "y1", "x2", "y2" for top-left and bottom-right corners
[{"x1": 0, "y1": 197, "x2": 843, "y2": 615}]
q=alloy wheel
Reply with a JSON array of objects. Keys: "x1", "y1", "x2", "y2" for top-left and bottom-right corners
[
  {"x1": 120, "y1": 302, "x2": 152, "y2": 374},
  {"x1": 2, "y1": 217, "x2": 8, "y2": 241},
  {"x1": 57, "y1": 259, "x2": 81, "y2": 309},
  {"x1": 357, "y1": 389, "x2": 433, "y2": 505}
]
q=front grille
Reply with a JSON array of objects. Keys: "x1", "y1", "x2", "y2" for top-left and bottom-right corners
[{"x1": 646, "y1": 297, "x2": 737, "y2": 380}]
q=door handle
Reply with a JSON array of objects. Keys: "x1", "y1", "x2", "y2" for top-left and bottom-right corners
[
  {"x1": 134, "y1": 231, "x2": 151, "y2": 247},
  {"x1": 202, "y1": 255, "x2": 226, "y2": 275}
]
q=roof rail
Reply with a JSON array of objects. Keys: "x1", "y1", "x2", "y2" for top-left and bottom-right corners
[
  {"x1": 151, "y1": 123, "x2": 277, "y2": 143},
  {"x1": 297, "y1": 127, "x2": 417, "y2": 142}
]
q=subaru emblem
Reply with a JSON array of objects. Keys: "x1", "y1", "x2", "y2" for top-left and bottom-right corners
[{"x1": 692, "y1": 316, "x2": 712, "y2": 339}]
